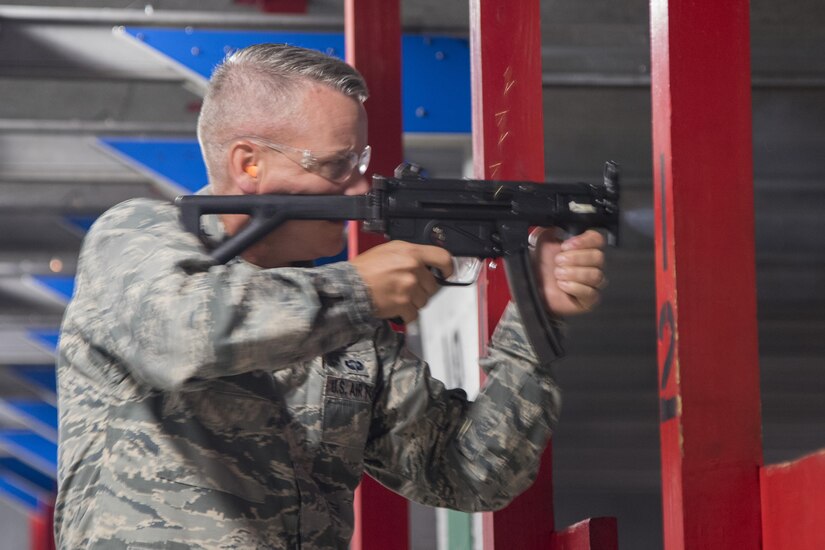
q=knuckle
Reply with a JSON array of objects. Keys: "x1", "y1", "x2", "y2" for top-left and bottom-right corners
[
  {"x1": 400, "y1": 254, "x2": 422, "y2": 270},
  {"x1": 399, "y1": 272, "x2": 418, "y2": 291}
]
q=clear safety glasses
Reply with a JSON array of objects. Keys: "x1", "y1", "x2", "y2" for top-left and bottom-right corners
[{"x1": 245, "y1": 136, "x2": 371, "y2": 184}]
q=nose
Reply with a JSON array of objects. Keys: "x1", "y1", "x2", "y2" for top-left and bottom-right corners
[{"x1": 344, "y1": 173, "x2": 371, "y2": 196}]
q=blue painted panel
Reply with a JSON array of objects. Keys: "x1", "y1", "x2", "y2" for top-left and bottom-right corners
[
  {"x1": 401, "y1": 35, "x2": 471, "y2": 133},
  {"x1": 317, "y1": 247, "x2": 348, "y2": 266},
  {"x1": 4, "y1": 401, "x2": 58, "y2": 432},
  {"x1": 26, "y1": 330, "x2": 60, "y2": 355},
  {"x1": 10, "y1": 366, "x2": 56, "y2": 396},
  {"x1": 65, "y1": 215, "x2": 97, "y2": 233},
  {"x1": 30, "y1": 275, "x2": 75, "y2": 303},
  {"x1": 122, "y1": 27, "x2": 471, "y2": 133},
  {"x1": 100, "y1": 137, "x2": 208, "y2": 195},
  {"x1": 0, "y1": 431, "x2": 58, "y2": 476},
  {"x1": 0, "y1": 457, "x2": 55, "y2": 493},
  {"x1": 125, "y1": 27, "x2": 344, "y2": 81},
  {"x1": 0, "y1": 473, "x2": 39, "y2": 511}
]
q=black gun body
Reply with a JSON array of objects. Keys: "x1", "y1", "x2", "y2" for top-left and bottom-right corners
[
  {"x1": 371, "y1": 175, "x2": 618, "y2": 257},
  {"x1": 175, "y1": 163, "x2": 619, "y2": 365}
]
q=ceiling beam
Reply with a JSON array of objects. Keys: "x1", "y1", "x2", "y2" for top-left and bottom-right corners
[{"x1": 0, "y1": 5, "x2": 343, "y2": 29}]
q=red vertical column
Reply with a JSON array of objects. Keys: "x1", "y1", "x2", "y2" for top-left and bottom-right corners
[
  {"x1": 650, "y1": 1, "x2": 762, "y2": 549},
  {"x1": 344, "y1": 2, "x2": 409, "y2": 550},
  {"x1": 760, "y1": 450, "x2": 825, "y2": 549},
  {"x1": 469, "y1": 1, "x2": 555, "y2": 548},
  {"x1": 470, "y1": 0, "x2": 546, "y2": 334},
  {"x1": 549, "y1": 518, "x2": 618, "y2": 550},
  {"x1": 345, "y1": 0, "x2": 402, "y2": 254},
  {"x1": 30, "y1": 500, "x2": 55, "y2": 550}
]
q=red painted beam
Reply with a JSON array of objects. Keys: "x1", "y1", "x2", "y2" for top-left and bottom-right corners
[
  {"x1": 550, "y1": 518, "x2": 618, "y2": 550},
  {"x1": 470, "y1": 1, "x2": 553, "y2": 548},
  {"x1": 650, "y1": 1, "x2": 762, "y2": 549},
  {"x1": 345, "y1": 0, "x2": 402, "y2": 255},
  {"x1": 471, "y1": 2, "x2": 617, "y2": 548},
  {"x1": 469, "y1": 0, "x2": 545, "y2": 338},
  {"x1": 761, "y1": 449, "x2": 825, "y2": 550},
  {"x1": 344, "y1": 2, "x2": 408, "y2": 550}
]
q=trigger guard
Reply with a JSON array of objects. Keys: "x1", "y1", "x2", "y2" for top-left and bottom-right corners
[{"x1": 432, "y1": 257, "x2": 482, "y2": 286}]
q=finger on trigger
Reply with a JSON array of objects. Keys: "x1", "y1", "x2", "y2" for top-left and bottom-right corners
[
  {"x1": 420, "y1": 270, "x2": 440, "y2": 296},
  {"x1": 412, "y1": 283, "x2": 433, "y2": 309},
  {"x1": 419, "y1": 245, "x2": 454, "y2": 279}
]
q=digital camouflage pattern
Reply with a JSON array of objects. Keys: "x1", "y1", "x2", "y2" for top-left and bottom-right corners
[{"x1": 56, "y1": 196, "x2": 562, "y2": 549}]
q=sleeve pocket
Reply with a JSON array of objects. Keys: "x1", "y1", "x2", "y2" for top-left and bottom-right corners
[{"x1": 322, "y1": 398, "x2": 371, "y2": 451}]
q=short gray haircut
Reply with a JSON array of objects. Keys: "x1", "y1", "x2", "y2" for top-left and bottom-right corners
[{"x1": 197, "y1": 43, "x2": 369, "y2": 185}]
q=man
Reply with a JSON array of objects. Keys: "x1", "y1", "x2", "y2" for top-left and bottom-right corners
[{"x1": 55, "y1": 44, "x2": 607, "y2": 549}]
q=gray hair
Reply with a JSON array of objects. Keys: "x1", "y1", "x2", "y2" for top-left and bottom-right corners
[{"x1": 197, "y1": 43, "x2": 369, "y2": 185}]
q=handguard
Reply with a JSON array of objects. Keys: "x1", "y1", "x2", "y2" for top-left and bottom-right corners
[{"x1": 175, "y1": 162, "x2": 620, "y2": 365}]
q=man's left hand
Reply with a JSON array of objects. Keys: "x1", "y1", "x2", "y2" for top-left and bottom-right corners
[{"x1": 531, "y1": 228, "x2": 607, "y2": 317}]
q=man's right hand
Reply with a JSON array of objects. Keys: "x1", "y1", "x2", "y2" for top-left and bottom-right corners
[{"x1": 350, "y1": 241, "x2": 454, "y2": 323}]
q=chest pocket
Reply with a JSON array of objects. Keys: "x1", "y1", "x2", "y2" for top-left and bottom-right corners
[{"x1": 321, "y1": 344, "x2": 377, "y2": 452}]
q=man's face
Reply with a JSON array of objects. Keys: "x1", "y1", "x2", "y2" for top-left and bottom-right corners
[{"x1": 223, "y1": 84, "x2": 370, "y2": 268}]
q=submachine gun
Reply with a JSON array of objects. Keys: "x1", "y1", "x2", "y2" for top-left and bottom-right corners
[{"x1": 175, "y1": 161, "x2": 620, "y2": 366}]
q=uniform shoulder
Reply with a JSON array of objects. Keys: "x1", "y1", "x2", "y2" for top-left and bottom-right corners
[{"x1": 89, "y1": 197, "x2": 181, "y2": 234}]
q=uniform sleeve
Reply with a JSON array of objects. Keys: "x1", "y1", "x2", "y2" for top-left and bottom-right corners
[
  {"x1": 61, "y1": 199, "x2": 380, "y2": 391},
  {"x1": 362, "y1": 302, "x2": 561, "y2": 512}
]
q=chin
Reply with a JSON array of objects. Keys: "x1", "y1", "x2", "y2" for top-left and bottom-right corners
[
  {"x1": 313, "y1": 224, "x2": 347, "y2": 258},
  {"x1": 315, "y1": 239, "x2": 346, "y2": 260},
  {"x1": 254, "y1": 222, "x2": 345, "y2": 266}
]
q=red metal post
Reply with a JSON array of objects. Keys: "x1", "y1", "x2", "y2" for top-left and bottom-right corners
[
  {"x1": 549, "y1": 518, "x2": 618, "y2": 550},
  {"x1": 470, "y1": 1, "x2": 554, "y2": 547},
  {"x1": 29, "y1": 500, "x2": 55, "y2": 550},
  {"x1": 345, "y1": 0, "x2": 402, "y2": 255},
  {"x1": 344, "y1": 2, "x2": 408, "y2": 549},
  {"x1": 650, "y1": 1, "x2": 762, "y2": 549},
  {"x1": 760, "y1": 449, "x2": 825, "y2": 550}
]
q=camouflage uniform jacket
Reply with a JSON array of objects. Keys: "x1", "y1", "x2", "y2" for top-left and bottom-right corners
[{"x1": 55, "y1": 195, "x2": 562, "y2": 550}]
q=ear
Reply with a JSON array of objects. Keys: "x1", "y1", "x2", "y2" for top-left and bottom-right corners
[{"x1": 228, "y1": 140, "x2": 261, "y2": 194}]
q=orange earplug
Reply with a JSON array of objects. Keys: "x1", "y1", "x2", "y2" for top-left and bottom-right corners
[{"x1": 245, "y1": 165, "x2": 258, "y2": 178}]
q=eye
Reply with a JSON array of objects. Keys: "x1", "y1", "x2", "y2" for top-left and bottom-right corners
[{"x1": 320, "y1": 156, "x2": 354, "y2": 181}]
